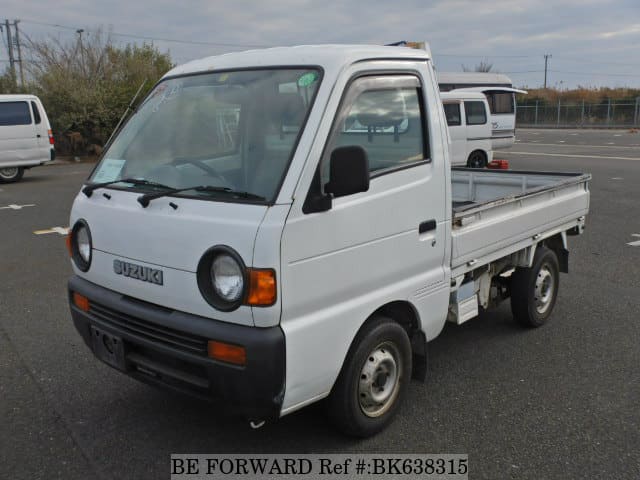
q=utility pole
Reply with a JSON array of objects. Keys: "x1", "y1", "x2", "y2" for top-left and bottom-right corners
[
  {"x1": 543, "y1": 54, "x2": 552, "y2": 89},
  {"x1": 4, "y1": 19, "x2": 16, "y2": 83},
  {"x1": 13, "y1": 20, "x2": 24, "y2": 88},
  {"x1": 76, "y1": 29, "x2": 85, "y2": 75}
]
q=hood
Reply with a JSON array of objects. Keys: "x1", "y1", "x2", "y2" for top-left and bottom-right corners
[{"x1": 69, "y1": 189, "x2": 268, "y2": 325}]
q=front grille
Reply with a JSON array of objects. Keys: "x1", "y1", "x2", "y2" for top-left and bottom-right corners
[{"x1": 89, "y1": 302, "x2": 208, "y2": 356}]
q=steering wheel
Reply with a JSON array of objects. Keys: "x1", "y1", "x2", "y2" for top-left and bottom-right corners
[{"x1": 171, "y1": 156, "x2": 232, "y2": 188}]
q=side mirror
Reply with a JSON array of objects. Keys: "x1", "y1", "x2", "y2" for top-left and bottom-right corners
[{"x1": 325, "y1": 146, "x2": 369, "y2": 198}]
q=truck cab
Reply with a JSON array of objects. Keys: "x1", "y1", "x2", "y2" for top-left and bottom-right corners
[{"x1": 67, "y1": 45, "x2": 589, "y2": 437}]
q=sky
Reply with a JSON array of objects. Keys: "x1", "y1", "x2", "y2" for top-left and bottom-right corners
[{"x1": 3, "y1": 0, "x2": 640, "y2": 89}]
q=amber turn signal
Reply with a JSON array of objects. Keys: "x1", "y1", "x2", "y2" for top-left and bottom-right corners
[
  {"x1": 246, "y1": 268, "x2": 276, "y2": 306},
  {"x1": 208, "y1": 340, "x2": 246, "y2": 366},
  {"x1": 72, "y1": 292, "x2": 90, "y2": 312},
  {"x1": 65, "y1": 233, "x2": 73, "y2": 257}
]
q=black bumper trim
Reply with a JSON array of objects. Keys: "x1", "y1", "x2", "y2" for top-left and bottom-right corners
[{"x1": 68, "y1": 275, "x2": 285, "y2": 421}]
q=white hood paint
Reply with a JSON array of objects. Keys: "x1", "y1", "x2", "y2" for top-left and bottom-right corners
[{"x1": 70, "y1": 190, "x2": 268, "y2": 325}]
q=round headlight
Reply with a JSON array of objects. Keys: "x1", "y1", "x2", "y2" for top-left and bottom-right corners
[
  {"x1": 211, "y1": 254, "x2": 244, "y2": 302},
  {"x1": 197, "y1": 246, "x2": 247, "y2": 311},
  {"x1": 71, "y1": 220, "x2": 92, "y2": 272},
  {"x1": 76, "y1": 226, "x2": 91, "y2": 263}
]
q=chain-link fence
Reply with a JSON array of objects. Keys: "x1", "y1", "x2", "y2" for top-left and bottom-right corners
[{"x1": 517, "y1": 98, "x2": 640, "y2": 127}]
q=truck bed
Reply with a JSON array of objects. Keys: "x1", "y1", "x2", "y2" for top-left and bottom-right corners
[{"x1": 450, "y1": 168, "x2": 591, "y2": 276}]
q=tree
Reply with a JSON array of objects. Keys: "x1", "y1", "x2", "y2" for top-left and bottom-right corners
[
  {"x1": 462, "y1": 59, "x2": 494, "y2": 72},
  {"x1": 19, "y1": 28, "x2": 173, "y2": 152}
]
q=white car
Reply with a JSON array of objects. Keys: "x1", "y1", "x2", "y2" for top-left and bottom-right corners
[
  {"x1": 66, "y1": 45, "x2": 590, "y2": 437},
  {"x1": 0, "y1": 94, "x2": 55, "y2": 183},
  {"x1": 441, "y1": 91, "x2": 493, "y2": 167}
]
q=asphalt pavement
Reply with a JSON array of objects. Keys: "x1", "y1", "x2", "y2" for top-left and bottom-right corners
[{"x1": 1, "y1": 129, "x2": 639, "y2": 479}]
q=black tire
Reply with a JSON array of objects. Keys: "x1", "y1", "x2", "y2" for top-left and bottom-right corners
[
  {"x1": 0, "y1": 167, "x2": 24, "y2": 183},
  {"x1": 510, "y1": 246, "x2": 560, "y2": 327},
  {"x1": 326, "y1": 315, "x2": 412, "y2": 437},
  {"x1": 466, "y1": 150, "x2": 487, "y2": 169}
]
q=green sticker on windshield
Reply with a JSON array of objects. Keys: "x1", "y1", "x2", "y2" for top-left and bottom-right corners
[{"x1": 297, "y1": 72, "x2": 318, "y2": 87}]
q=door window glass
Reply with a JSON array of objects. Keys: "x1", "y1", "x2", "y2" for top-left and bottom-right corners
[
  {"x1": 326, "y1": 81, "x2": 427, "y2": 181},
  {"x1": 464, "y1": 101, "x2": 487, "y2": 125},
  {"x1": 0, "y1": 102, "x2": 32, "y2": 126},
  {"x1": 31, "y1": 102, "x2": 42, "y2": 124},
  {"x1": 444, "y1": 103, "x2": 461, "y2": 126}
]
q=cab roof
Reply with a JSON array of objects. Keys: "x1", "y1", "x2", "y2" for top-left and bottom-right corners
[{"x1": 163, "y1": 44, "x2": 432, "y2": 78}]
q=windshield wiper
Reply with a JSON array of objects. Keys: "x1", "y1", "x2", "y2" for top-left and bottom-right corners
[
  {"x1": 82, "y1": 178, "x2": 173, "y2": 197},
  {"x1": 137, "y1": 185, "x2": 265, "y2": 207}
]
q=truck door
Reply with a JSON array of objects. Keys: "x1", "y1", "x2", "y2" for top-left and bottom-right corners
[{"x1": 279, "y1": 73, "x2": 448, "y2": 410}]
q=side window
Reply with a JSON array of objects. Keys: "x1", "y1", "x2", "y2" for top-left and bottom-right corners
[
  {"x1": 486, "y1": 92, "x2": 514, "y2": 114},
  {"x1": 464, "y1": 101, "x2": 487, "y2": 125},
  {"x1": 0, "y1": 101, "x2": 32, "y2": 126},
  {"x1": 324, "y1": 77, "x2": 427, "y2": 185},
  {"x1": 443, "y1": 103, "x2": 461, "y2": 126},
  {"x1": 31, "y1": 102, "x2": 42, "y2": 124}
]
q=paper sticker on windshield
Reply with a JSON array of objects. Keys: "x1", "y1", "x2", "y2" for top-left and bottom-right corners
[
  {"x1": 297, "y1": 72, "x2": 318, "y2": 87},
  {"x1": 93, "y1": 159, "x2": 125, "y2": 183}
]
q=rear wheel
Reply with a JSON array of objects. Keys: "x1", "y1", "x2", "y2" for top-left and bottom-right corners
[
  {"x1": 466, "y1": 150, "x2": 487, "y2": 169},
  {"x1": 0, "y1": 167, "x2": 24, "y2": 183},
  {"x1": 327, "y1": 315, "x2": 412, "y2": 437},
  {"x1": 510, "y1": 246, "x2": 560, "y2": 327}
]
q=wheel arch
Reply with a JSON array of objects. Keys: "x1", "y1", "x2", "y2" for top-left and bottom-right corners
[{"x1": 347, "y1": 300, "x2": 427, "y2": 383}]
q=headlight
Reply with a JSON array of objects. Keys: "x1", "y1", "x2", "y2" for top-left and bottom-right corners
[
  {"x1": 211, "y1": 254, "x2": 244, "y2": 302},
  {"x1": 71, "y1": 220, "x2": 92, "y2": 271},
  {"x1": 197, "y1": 246, "x2": 246, "y2": 311}
]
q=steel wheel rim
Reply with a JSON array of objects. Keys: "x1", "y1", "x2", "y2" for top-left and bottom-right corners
[
  {"x1": 358, "y1": 341, "x2": 402, "y2": 418},
  {"x1": 469, "y1": 154, "x2": 482, "y2": 168},
  {"x1": 534, "y1": 265, "x2": 555, "y2": 314},
  {"x1": 0, "y1": 167, "x2": 18, "y2": 178}
]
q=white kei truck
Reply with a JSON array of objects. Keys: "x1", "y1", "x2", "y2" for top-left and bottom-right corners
[{"x1": 67, "y1": 45, "x2": 590, "y2": 437}]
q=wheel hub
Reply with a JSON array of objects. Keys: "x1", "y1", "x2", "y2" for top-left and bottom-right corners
[
  {"x1": 534, "y1": 265, "x2": 555, "y2": 314},
  {"x1": 0, "y1": 167, "x2": 18, "y2": 178},
  {"x1": 358, "y1": 342, "x2": 401, "y2": 418}
]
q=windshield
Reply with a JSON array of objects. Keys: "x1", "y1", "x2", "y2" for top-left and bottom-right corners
[{"x1": 91, "y1": 68, "x2": 321, "y2": 202}]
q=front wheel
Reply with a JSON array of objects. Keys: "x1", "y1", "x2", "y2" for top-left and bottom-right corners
[
  {"x1": 510, "y1": 246, "x2": 560, "y2": 327},
  {"x1": 326, "y1": 315, "x2": 412, "y2": 437},
  {"x1": 0, "y1": 167, "x2": 24, "y2": 183}
]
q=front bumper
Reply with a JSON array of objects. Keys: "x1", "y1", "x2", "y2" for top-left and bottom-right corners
[{"x1": 68, "y1": 275, "x2": 285, "y2": 421}]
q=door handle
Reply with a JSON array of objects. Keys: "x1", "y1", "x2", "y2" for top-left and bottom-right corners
[
  {"x1": 419, "y1": 219, "x2": 437, "y2": 234},
  {"x1": 36, "y1": 134, "x2": 41, "y2": 138}
]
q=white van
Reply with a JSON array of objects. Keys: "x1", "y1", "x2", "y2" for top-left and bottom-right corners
[
  {"x1": 447, "y1": 86, "x2": 527, "y2": 150},
  {"x1": 0, "y1": 94, "x2": 55, "y2": 183},
  {"x1": 441, "y1": 91, "x2": 493, "y2": 168},
  {"x1": 66, "y1": 45, "x2": 589, "y2": 437}
]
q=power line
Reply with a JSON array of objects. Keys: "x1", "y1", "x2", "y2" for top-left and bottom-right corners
[
  {"x1": 550, "y1": 69, "x2": 638, "y2": 77},
  {"x1": 435, "y1": 53, "x2": 537, "y2": 58},
  {"x1": 552, "y1": 56, "x2": 635, "y2": 67},
  {"x1": 20, "y1": 19, "x2": 270, "y2": 48}
]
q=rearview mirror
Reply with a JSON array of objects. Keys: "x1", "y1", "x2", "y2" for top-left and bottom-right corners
[{"x1": 325, "y1": 146, "x2": 369, "y2": 198}]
